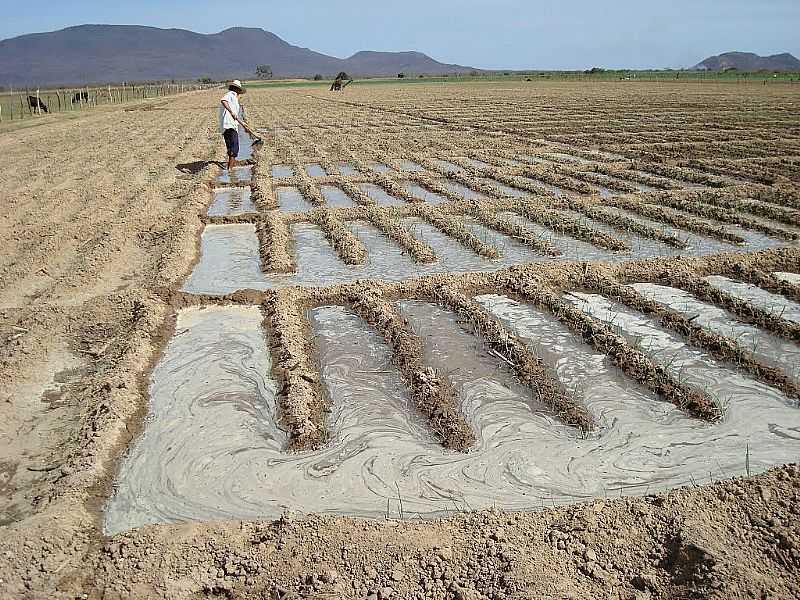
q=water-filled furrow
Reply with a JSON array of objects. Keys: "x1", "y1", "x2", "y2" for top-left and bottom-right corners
[
  {"x1": 460, "y1": 219, "x2": 543, "y2": 264},
  {"x1": 216, "y1": 165, "x2": 252, "y2": 185},
  {"x1": 181, "y1": 225, "x2": 266, "y2": 294},
  {"x1": 401, "y1": 182, "x2": 450, "y2": 205},
  {"x1": 552, "y1": 208, "x2": 680, "y2": 258},
  {"x1": 433, "y1": 159, "x2": 465, "y2": 173},
  {"x1": 271, "y1": 165, "x2": 294, "y2": 178},
  {"x1": 276, "y1": 187, "x2": 313, "y2": 213},
  {"x1": 547, "y1": 153, "x2": 592, "y2": 164},
  {"x1": 518, "y1": 176, "x2": 570, "y2": 197},
  {"x1": 566, "y1": 291, "x2": 796, "y2": 404},
  {"x1": 558, "y1": 292, "x2": 800, "y2": 472},
  {"x1": 358, "y1": 183, "x2": 406, "y2": 206},
  {"x1": 321, "y1": 185, "x2": 356, "y2": 208},
  {"x1": 477, "y1": 178, "x2": 527, "y2": 198},
  {"x1": 597, "y1": 172, "x2": 656, "y2": 192},
  {"x1": 401, "y1": 217, "x2": 496, "y2": 273},
  {"x1": 775, "y1": 272, "x2": 800, "y2": 285},
  {"x1": 601, "y1": 206, "x2": 739, "y2": 255},
  {"x1": 106, "y1": 300, "x2": 800, "y2": 534},
  {"x1": 289, "y1": 224, "x2": 354, "y2": 285},
  {"x1": 369, "y1": 162, "x2": 392, "y2": 173},
  {"x1": 348, "y1": 220, "x2": 418, "y2": 271},
  {"x1": 304, "y1": 164, "x2": 327, "y2": 177},
  {"x1": 499, "y1": 211, "x2": 618, "y2": 262},
  {"x1": 667, "y1": 210, "x2": 785, "y2": 251},
  {"x1": 207, "y1": 187, "x2": 256, "y2": 217},
  {"x1": 462, "y1": 158, "x2": 492, "y2": 169},
  {"x1": 237, "y1": 128, "x2": 253, "y2": 160},
  {"x1": 104, "y1": 306, "x2": 284, "y2": 533},
  {"x1": 704, "y1": 276, "x2": 800, "y2": 323},
  {"x1": 631, "y1": 283, "x2": 800, "y2": 381},
  {"x1": 336, "y1": 162, "x2": 359, "y2": 176},
  {"x1": 442, "y1": 180, "x2": 487, "y2": 200},
  {"x1": 399, "y1": 160, "x2": 424, "y2": 172}
]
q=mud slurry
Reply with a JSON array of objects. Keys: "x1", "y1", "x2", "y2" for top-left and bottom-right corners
[{"x1": 12, "y1": 83, "x2": 782, "y2": 599}]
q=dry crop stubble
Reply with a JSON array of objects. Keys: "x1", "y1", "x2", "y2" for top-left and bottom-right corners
[{"x1": 2, "y1": 81, "x2": 800, "y2": 599}]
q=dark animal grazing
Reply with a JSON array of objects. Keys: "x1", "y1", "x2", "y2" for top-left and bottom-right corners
[
  {"x1": 330, "y1": 72, "x2": 353, "y2": 92},
  {"x1": 72, "y1": 91, "x2": 89, "y2": 104},
  {"x1": 27, "y1": 96, "x2": 48, "y2": 113}
]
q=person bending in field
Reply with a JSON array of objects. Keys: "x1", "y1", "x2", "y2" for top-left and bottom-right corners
[{"x1": 219, "y1": 79, "x2": 262, "y2": 171}]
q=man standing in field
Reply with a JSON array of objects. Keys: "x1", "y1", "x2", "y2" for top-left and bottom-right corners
[{"x1": 219, "y1": 80, "x2": 261, "y2": 171}]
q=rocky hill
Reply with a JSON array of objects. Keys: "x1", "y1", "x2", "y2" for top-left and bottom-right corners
[
  {"x1": 0, "y1": 25, "x2": 474, "y2": 86},
  {"x1": 693, "y1": 51, "x2": 800, "y2": 72}
]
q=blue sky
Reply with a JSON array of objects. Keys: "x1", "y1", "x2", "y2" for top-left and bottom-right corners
[{"x1": 2, "y1": 0, "x2": 798, "y2": 70}]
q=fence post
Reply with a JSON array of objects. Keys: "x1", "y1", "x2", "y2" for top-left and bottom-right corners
[{"x1": 35, "y1": 88, "x2": 40, "y2": 115}]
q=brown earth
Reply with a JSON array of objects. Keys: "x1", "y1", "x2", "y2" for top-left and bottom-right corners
[{"x1": 1, "y1": 81, "x2": 799, "y2": 599}]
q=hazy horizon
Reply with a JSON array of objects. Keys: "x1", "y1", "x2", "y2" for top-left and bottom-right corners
[{"x1": 2, "y1": 0, "x2": 799, "y2": 70}]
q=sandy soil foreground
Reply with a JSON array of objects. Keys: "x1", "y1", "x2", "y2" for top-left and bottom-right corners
[{"x1": 1, "y1": 83, "x2": 799, "y2": 599}]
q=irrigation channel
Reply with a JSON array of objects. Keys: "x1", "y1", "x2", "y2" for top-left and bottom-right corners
[{"x1": 105, "y1": 130, "x2": 800, "y2": 534}]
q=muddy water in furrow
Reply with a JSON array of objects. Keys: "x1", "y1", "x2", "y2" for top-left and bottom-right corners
[
  {"x1": 276, "y1": 187, "x2": 313, "y2": 213},
  {"x1": 304, "y1": 164, "x2": 327, "y2": 177},
  {"x1": 433, "y1": 159, "x2": 464, "y2": 173},
  {"x1": 183, "y1": 219, "x2": 787, "y2": 295},
  {"x1": 673, "y1": 212, "x2": 785, "y2": 251},
  {"x1": 369, "y1": 162, "x2": 392, "y2": 173},
  {"x1": 271, "y1": 165, "x2": 294, "y2": 177},
  {"x1": 321, "y1": 186, "x2": 356, "y2": 208},
  {"x1": 631, "y1": 283, "x2": 800, "y2": 381},
  {"x1": 550, "y1": 293, "x2": 800, "y2": 473},
  {"x1": 216, "y1": 165, "x2": 252, "y2": 185},
  {"x1": 104, "y1": 306, "x2": 284, "y2": 533},
  {"x1": 181, "y1": 225, "x2": 266, "y2": 294},
  {"x1": 401, "y1": 182, "x2": 450, "y2": 205},
  {"x1": 565, "y1": 291, "x2": 800, "y2": 426},
  {"x1": 336, "y1": 162, "x2": 359, "y2": 176},
  {"x1": 500, "y1": 212, "x2": 618, "y2": 262},
  {"x1": 399, "y1": 160, "x2": 424, "y2": 172},
  {"x1": 704, "y1": 276, "x2": 800, "y2": 323},
  {"x1": 237, "y1": 128, "x2": 253, "y2": 160},
  {"x1": 553, "y1": 209, "x2": 686, "y2": 259},
  {"x1": 401, "y1": 217, "x2": 496, "y2": 273},
  {"x1": 478, "y1": 178, "x2": 527, "y2": 198},
  {"x1": 441, "y1": 180, "x2": 487, "y2": 201},
  {"x1": 207, "y1": 187, "x2": 256, "y2": 217},
  {"x1": 358, "y1": 183, "x2": 406, "y2": 206},
  {"x1": 775, "y1": 272, "x2": 800, "y2": 285},
  {"x1": 106, "y1": 300, "x2": 800, "y2": 533},
  {"x1": 462, "y1": 158, "x2": 492, "y2": 169},
  {"x1": 600, "y1": 207, "x2": 744, "y2": 255},
  {"x1": 460, "y1": 219, "x2": 545, "y2": 264}
]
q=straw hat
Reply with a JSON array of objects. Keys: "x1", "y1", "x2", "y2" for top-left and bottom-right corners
[{"x1": 229, "y1": 80, "x2": 246, "y2": 93}]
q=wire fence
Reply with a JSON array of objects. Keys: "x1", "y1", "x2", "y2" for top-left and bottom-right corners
[{"x1": 0, "y1": 82, "x2": 214, "y2": 122}]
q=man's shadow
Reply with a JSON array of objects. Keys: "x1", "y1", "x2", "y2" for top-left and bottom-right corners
[{"x1": 175, "y1": 160, "x2": 224, "y2": 175}]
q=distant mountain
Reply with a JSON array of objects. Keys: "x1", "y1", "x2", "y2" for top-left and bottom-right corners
[
  {"x1": 693, "y1": 51, "x2": 800, "y2": 72},
  {"x1": 0, "y1": 25, "x2": 475, "y2": 86}
]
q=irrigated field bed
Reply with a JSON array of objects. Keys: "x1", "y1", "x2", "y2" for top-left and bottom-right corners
[{"x1": 1, "y1": 81, "x2": 799, "y2": 599}]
